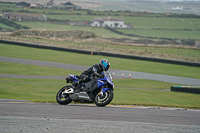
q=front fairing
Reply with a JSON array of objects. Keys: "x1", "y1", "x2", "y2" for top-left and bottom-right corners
[
  {"x1": 69, "y1": 74, "x2": 79, "y2": 82},
  {"x1": 97, "y1": 72, "x2": 114, "y2": 89}
]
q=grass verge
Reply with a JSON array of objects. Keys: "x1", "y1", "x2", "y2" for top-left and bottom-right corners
[
  {"x1": 112, "y1": 88, "x2": 200, "y2": 109},
  {"x1": 114, "y1": 78, "x2": 183, "y2": 89},
  {"x1": 0, "y1": 61, "x2": 81, "y2": 76},
  {"x1": 0, "y1": 77, "x2": 199, "y2": 109}
]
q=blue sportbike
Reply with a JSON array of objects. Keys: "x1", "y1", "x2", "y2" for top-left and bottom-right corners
[{"x1": 56, "y1": 71, "x2": 114, "y2": 107}]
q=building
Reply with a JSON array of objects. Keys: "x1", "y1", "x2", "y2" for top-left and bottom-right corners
[
  {"x1": 90, "y1": 17, "x2": 128, "y2": 28},
  {"x1": 30, "y1": 4, "x2": 44, "y2": 9},
  {"x1": 60, "y1": 2, "x2": 82, "y2": 10},
  {"x1": 47, "y1": 0, "x2": 55, "y2": 8},
  {"x1": 15, "y1": 2, "x2": 30, "y2": 8},
  {"x1": 30, "y1": 4, "x2": 37, "y2": 9},
  {"x1": 3, "y1": 12, "x2": 47, "y2": 22},
  {"x1": 173, "y1": 6, "x2": 183, "y2": 10}
]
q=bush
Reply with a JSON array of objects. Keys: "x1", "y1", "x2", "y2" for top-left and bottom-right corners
[
  {"x1": 167, "y1": 13, "x2": 200, "y2": 18},
  {"x1": 181, "y1": 39, "x2": 196, "y2": 46}
]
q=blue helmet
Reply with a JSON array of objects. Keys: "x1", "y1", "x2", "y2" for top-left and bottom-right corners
[{"x1": 99, "y1": 59, "x2": 110, "y2": 71}]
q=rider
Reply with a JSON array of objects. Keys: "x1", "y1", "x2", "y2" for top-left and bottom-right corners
[{"x1": 70, "y1": 59, "x2": 110, "y2": 92}]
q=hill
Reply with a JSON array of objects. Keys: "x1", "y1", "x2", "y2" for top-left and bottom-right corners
[{"x1": 1, "y1": 0, "x2": 200, "y2": 15}]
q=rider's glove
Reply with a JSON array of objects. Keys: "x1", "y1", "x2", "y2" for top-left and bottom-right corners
[
  {"x1": 94, "y1": 72, "x2": 104, "y2": 79},
  {"x1": 94, "y1": 72, "x2": 100, "y2": 77},
  {"x1": 100, "y1": 75, "x2": 104, "y2": 79}
]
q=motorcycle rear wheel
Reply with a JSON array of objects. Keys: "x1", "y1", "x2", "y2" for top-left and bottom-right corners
[
  {"x1": 56, "y1": 86, "x2": 72, "y2": 105},
  {"x1": 94, "y1": 89, "x2": 114, "y2": 107}
]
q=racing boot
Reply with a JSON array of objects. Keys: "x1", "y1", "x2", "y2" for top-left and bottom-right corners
[{"x1": 71, "y1": 77, "x2": 89, "y2": 92}]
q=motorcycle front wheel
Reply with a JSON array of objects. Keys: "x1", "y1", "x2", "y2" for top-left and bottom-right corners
[
  {"x1": 56, "y1": 86, "x2": 72, "y2": 105},
  {"x1": 94, "y1": 89, "x2": 114, "y2": 107}
]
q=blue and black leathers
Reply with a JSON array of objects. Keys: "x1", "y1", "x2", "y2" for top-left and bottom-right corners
[{"x1": 76, "y1": 64, "x2": 103, "y2": 85}]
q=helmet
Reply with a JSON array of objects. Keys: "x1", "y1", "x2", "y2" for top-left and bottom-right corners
[{"x1": 99, "y1": 59, "x2": 110, "y2": 71}]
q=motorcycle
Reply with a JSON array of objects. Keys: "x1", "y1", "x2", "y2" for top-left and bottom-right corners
[{"x1": 56, "y1": 71, "x2": 114, "y2": 107}]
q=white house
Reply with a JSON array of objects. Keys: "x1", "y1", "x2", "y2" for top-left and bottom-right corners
[
  {"x1": 90, "y1": 17, "x2": 128, "y2": 28},
  {"x1": 172, "y1": 6, "x2": 183, "y2": 10}
]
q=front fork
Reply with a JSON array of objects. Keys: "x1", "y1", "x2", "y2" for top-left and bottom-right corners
[
  {"x1": 98, "y1": 87, "x2": 109, "y2": 96},
  {"x1": 99, "y1": 88, "x2": 104, "y2": 96}
]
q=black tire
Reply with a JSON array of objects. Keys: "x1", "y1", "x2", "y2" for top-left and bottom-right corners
[
  {"x1": 94, "y1": 89, "x2": 114, "y2": 107},
  {"x1": 56, "y1": 86, "x2": 72, "y2": 105}
]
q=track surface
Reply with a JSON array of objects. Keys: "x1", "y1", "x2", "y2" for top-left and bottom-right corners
[
  {"x1": 0, "y1": 99, "x2": 200, "y2": 133},
  {"x1": 1, "y1": 56, "x2": 200, "y2": 85}
]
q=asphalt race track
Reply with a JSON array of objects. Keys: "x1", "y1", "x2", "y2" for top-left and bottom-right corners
[{"x1": 0, "y1": 99, "x2": 200, "y2": 133}]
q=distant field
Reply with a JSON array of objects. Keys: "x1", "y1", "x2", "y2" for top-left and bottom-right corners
[
  {"x1": 0, "y1": 23, "x2": 14, "y2": 29},
  {"x1": 0, "y1": 3, "x2": 15, "y2": 7},
  {"x1": 46, "y1": 14, "x2": 94, "y2": 21},
  {"x1": 124, "y1": 17, "x2": 200, "y2": 29},
  {"x1": 0, "y1": 6, "x2": 163, "y2": 17},
  {"x1": 46, "y1": 15, "x2": 200, "y2": 29},
  {"x1": 2, "y1": 5, "x2": 200, "y2": 30},
  {"x1": 15, "y1": 21, "x2": 200, "y2": 40},
  {"x1": 1, "y1": 4, "x2": 200, "y2": 41},
  {"x1": 15, "y1": 19, "x2": 200, "y2": 40},
  {"x1": 118, "y1": 29, "x2": 200, "y2": 39},
  {"x1": 0, "y1": 6, "x2": 74, "y2": 14},
  {"x1": 15, "y1": 22, "x2": 130, "y2": 38}
]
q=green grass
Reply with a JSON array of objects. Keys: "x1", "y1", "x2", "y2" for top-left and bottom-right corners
[
  {"x1": 0, "y1": 3, "x2": 15, "y2": 7},
  {"x1": 0, "y1": 78, "x2": 64, "y2": 102},
  {"x1": 77, "y1": 40, "x2": 200, "y2": 59},
  {"x1": 118, "y1": 29, "x2": 200, "y2": 40},
  {"x1": 112, "y1": 88, "x2": 200, "y2": 109},
  {"x1": 0, "y1": 77, "x2": 199, "y2": 109},
  {"x1": 5, "y1": 32, "x2": 200, "y2": 59},
  {"x1": 0, "y1": 23, "x2": 15, "y2": 29},
  {"x1": 0, "y1": 61, "x2": 81, "y2": 76},
  {"x1": 0, "y1": 43, "x2": 200, "y2": 79},
  {"x1": 124, "y1": 17, "x2": 200, "y2": 29},
  {"x1": 139, "y1": 47, "x2": 200, "y2": 58},
  {"x1": 114, "y1": 78, "x2": 182, "y2": 89},
  {"x1": 46, "y1": 14, "x2": 95, "y2": 21}
]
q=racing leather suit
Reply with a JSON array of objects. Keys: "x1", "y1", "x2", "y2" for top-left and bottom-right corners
[{"x1": 77, "y1": 63, "x2": 102, "y2": 85}]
